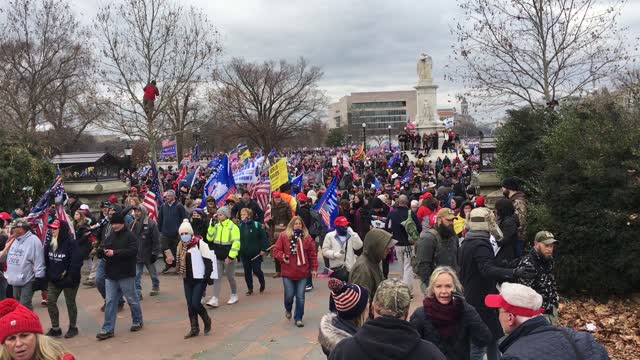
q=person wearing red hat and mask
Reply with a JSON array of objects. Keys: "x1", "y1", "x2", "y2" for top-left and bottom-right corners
[
  {"x1": 0, "y1": 298, "x2": 75, "y2": 360},
  {"x1": 322, "y1": 217, "x2": 363, "y2": 283}
]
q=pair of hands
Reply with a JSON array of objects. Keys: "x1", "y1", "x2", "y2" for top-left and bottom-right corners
[{"x1": 103, "y1": 249, "x2": 115, "y2": 257}]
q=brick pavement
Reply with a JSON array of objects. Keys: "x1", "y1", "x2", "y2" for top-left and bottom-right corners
[{"x1": 30, "y1": 260, "x2": 422, "y2": 360}]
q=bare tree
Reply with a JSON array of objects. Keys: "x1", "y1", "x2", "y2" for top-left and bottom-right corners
[
  {"x1": 452, "y1": 0, "x2": 631, "y2": 108},
  {"x1": 211, "y1": 57, "x2": 326, "y2": 151},
  {"x1": 615, "y1": 68, "x2": 640, "y2": 109},
  {"x1": 0, "y1": 0, "x2": 94, "y2": 148},
  {"x1": 94, "y1": 0, "x2": 222, "y2": 161}
]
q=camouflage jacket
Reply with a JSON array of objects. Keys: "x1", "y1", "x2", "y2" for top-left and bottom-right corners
[
  {"x1": 509, "y1": 192, "x2": 527, "y2": 241},
  {"x1": 517, "y1": 248, "x2": 558, "y2": 313}
]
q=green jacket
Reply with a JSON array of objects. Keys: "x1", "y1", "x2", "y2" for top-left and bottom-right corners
[{"x1": 238, "y1": 221, "x2": 269, "y2": 258}]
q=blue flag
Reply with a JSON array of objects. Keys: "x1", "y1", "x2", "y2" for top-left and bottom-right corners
[
  {"x1": 179, "y1": 168, "x2": 197, "y2": 187},
  {"x1": 374, "y1": 177, "x2": 381, "y2": 191},
  {"x1": 291, "y1": 173, "x2": 304, "y2": 197},
  {"x1": 207, "y1": 157, "x2": 221, "y2": 169},
  {"x1": 387, "y1": 152, "x2": 400, "y2": 168},
  {"x1": 191, "y1": 142, "x2": 199, "y2": 162},
  {"x1": 267, "y1": 148, "x2": 277, "y2": 158},
  {"x1": 313, "y1": 175, "x2": 339, "y2": 231},
  {"x1": 400, "y1": 165, "x2": 413, "y2": 186},
  {"x1": 200, "y1": 155, "x2": 236, "y2": 208}
]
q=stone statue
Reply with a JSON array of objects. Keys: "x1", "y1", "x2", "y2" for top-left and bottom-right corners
[
  {"x1": 422, "y1": 98, "x2": 433, "y2": 122},
  {"x1": 417, "y1": 53, "x2": 432, "y2": 81}
]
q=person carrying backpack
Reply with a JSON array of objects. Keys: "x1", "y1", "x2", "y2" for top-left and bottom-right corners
[
  {"x1": 386, "y1": 195, "x2": 421, "y2": 298},
  {"x1": 414, "y1": 208, "x2": 459, "y2": 295}
]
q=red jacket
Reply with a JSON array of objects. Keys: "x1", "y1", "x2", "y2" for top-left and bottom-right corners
[
  {"x1": 273, "y1": 232, "x2": 317, "y2": 280},
  {"x1": 417, "y1": 205, "x2": 440, "y2": 224},
  {"x1": 143, "y1": 85, "x2": 159, "y2": 100}
]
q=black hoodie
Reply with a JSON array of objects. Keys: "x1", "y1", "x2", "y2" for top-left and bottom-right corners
[{"x1": 329, "y1": 316, "x2": 446, "y2": 360}]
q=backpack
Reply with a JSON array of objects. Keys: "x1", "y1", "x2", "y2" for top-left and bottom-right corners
[
  {"x1": 411, "y1": 229, "x2": 459, "y2": 276},
  {"x1": 308, "y1": 209, "x2": 326, "y2": 239},
  {"x1": 401, "y1": 211, "x2": 420, "y2": 245}
]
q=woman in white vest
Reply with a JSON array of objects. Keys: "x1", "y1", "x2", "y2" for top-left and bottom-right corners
[
  {"x1": 176, "y1": 220, "x2": 213, "y2": 339},
  {"x1": 322, "y1": 216, "x2": 363, "y2": 282}
]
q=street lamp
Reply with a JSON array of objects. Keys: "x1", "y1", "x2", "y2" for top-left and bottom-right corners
[
  {"x1": 387, "y1": 125, "x2": 392, "y2": 152},
  {"x1": 362, "y1": 123, "x2": 366, "y2": 150},
  {"x1": 124, "y1": 143, "x2": 133, "y2": 175}
]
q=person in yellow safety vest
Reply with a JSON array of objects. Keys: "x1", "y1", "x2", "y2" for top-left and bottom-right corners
[{"x1": 204, "y1": 206, "x2": 241, "y2": 308}]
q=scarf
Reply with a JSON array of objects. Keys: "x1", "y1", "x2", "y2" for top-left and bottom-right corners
[
  {"x1": 290, "y1": 232, "x2": 307, "y2": 266},
  {"x1": 177, "y1": 238, "x2": 199, "y2": 279},
  {"x1": 423, "y1": 296, "x2": 462, "y2": 338}
]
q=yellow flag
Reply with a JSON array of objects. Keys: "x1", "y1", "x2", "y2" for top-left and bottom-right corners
[
  {"x1": 240, "y1": 149, "x2": 251, "y2": 161},
  {"x1": 269, "y1": 158, "x2": 288, "y2": 191}
]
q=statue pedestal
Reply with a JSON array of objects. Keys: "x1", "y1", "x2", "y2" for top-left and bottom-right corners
[{"x1": 415, "y1": 80, "x2": 443, "y2": 149}]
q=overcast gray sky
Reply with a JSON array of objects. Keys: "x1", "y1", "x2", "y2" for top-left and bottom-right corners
[{"x1": 76, "y1": 0, "x2": 640, "y2": 123}]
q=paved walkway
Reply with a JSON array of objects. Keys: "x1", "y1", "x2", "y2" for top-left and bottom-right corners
[{"x1": 30, "y1": 259, "x2": 423, "y2": 360}]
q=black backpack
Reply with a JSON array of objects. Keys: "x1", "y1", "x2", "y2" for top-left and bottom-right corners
[{"x1": 308, "y1": 209, "x2": 326, "y2": 239}]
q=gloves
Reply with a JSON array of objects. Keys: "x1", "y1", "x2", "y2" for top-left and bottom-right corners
[{"x1": 513, "y1": 265, "x2": 537, "y2": 280}]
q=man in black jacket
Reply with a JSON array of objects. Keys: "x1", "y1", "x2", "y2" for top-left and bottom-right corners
[
  {"x1": 486, "y1": 283, "x2": 609, "y2": 360},
  {"x1": 329, "y1": 279, "x2": 446, "y2": 360},
  {"x1": 96, "y1": 212, "x2": 143, "y2": 340},
  {"x1": 231, "y1": 189, "x2": 264, "y2": 223},
  {"x1": 130, "y1": 205, "x2": 161, "y2": 299},
  {"x1": 157, "y1": 190, "x2": 188, "y2": 273},
  {"x1": 386, "y1": 195, "x2": 421, "y2": 297}
]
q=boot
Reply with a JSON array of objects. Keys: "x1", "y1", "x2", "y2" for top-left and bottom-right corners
[
  {"x1": 184, "y1": 316, "x2": 200, "y2": 339},
  {"x1": 198, "y1": 308, "x2": 212, "y2": 335}
]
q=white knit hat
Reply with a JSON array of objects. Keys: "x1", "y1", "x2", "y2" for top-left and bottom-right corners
[
  {"x1": 178, "y1": 219, "x2": 194, "y2": 235},
  {"x1": 485, "y1": 283, "x2": 544, "y2": 317}
]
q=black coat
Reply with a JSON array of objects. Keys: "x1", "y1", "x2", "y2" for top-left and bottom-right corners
[
  {"x1": 74, "y1": 223, "x2": 93, "y2": 259},
  {"x1": 97, "y1": 227, "x2": 138, "y2": 280},
  {"x1": 386, "y1": 206, "x2": 421, "y2": 246},
  {"x1": 500, "y1": 316, "x2": 610, "y2": 360},
  {"x1": 458, "y1": 230, "x2": 515, "y2": 339},
  {"x1": 495, "y1": 215, "x2": 518, "y2": 264},
  {"x1": 409, "y1": 296, "x2": 492, "y2": 360},
  {"x1": 44, "y1": 227, "x2": 83, "y2": 288},
  {"x1": 130, "y1": 216, "x2": 161, "y2": 264},
  {"x1": 231, "y1": 200, "x2": 264, "y2": 223},
  {"x1": 328, "y1": 316, "x2": 446, "y2": 360}
]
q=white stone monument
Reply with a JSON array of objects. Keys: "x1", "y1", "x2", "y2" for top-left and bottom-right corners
[{"x1": 414, "y1": 53, "x2": 444, "y2": 139}]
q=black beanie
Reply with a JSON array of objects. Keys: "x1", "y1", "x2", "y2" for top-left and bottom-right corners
[
  {"x1": 501, "y1": 177, "x2": 519, "y2": 191},
  {"x1": 110, "y1": 211, "x2": 126, "y2": 224}
]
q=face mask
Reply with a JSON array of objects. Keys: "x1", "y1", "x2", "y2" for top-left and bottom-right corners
[
  {"x1": 180, "y1": 234, "x2": 193, "y2": 243},
  {"x1": 293, "y1": 229, "x2": 302, "y2": 237},
  {"x1": 241, "y1": 217, "x2": 252, "y2": 224},
  {"x1": 336, "y1": 226, "x2": 348, "y2": 236}
]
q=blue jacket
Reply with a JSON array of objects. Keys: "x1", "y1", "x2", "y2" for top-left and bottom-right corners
[
  {"x1": 499, "y1": 316, "x2": 610, "y2": 360},
  {"x1": 157, "y1": 201, "x2": 188, "y2": 237}
]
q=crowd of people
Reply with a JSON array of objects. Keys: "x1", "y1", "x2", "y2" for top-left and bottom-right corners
[{"x1": 0, "y1": 136, "x2": 610, "y2": 359}]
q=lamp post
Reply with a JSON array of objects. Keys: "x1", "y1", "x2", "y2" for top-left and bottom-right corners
[
  {"x1": 124, "y1": 143, "x2": 133, "y2": 175},
  {"x1": 362, "y1": 123, "x2": 366, "y2": 150},
  {"x1": 387, "y1": 124, "x2": 392, "y2": 152}
]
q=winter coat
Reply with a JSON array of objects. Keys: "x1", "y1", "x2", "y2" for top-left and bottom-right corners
[
  {"x1": 318, "y1": 313, "x2": 358, "y2": 358},
  {"x1": 517, "y1": 248, "x2": 559, "y2": 314},
  {"x1": 238, "y1": 220, "x2": 269, "y2": 259},
  {"x1": 231, "y1": 200, "x2": 264, "y2": 223},
  {"x1": 322, "y1": 228, "x2": 363, "y2": 272},
  {"x1": 499, "y1": 316, "x2": 610, "y2": 360},
  {"x1": 458, "y1": 230, "x2": 515, "y2": 339},
  {"x1": 157, "y1": 201, "x2": 188, "y2": 237},
  {"x1": 269, "y1": 201, "x2": 293, "y2": 240},
  {"x1": 129, "y1": 206, "x2": 161, "y2": 264},
  {"x1": 44, "y1": 226, "x2": 83, "y2": 288},
  {"x1": 74, "y1": 222, "x2": 93, "y2": 259},
  {"x1": 272, "y1": 232, "x2": 317, "y2": 280},
  {"x1": 386, "y1": 206, "x2": 421, "y2": 246},
  {"x1": 349, "y1": 229, "x2": 391, "y2": 296},
  {"x1": 297, "y1": 204, "x2": 313, "y2": 231},
  {"x1": 409, "y1": 296, "x2": 492, "y2": 360},
  {"x1": 97, "y1": 227, "x2": 138, "y2": 280},
  {"x1": 509, "y1": 191, "x2": 527, "y2": 241},
  {"x1": 328, "y1": 316, "x2": 446, "y2": 360},
  {"x1": 176, "y1": 237, "x2": 213, "y2": 284},
  {"x1": 495, "y1": 214, "x2": 518, "y2": 264},
  {"x1": 415, "y1": 228, "x2": 459, "y2": 286}
]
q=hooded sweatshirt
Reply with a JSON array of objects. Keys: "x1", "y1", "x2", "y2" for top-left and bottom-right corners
[
  {"x1": 2, "y1": 231, "x2": 45, "y2": 286},
  {"x1": 349, "y1": 229, "x2": 392, "y2": 296},
  {"x1": 45, "y1": 223, "x2": 83, "y2": 288}
]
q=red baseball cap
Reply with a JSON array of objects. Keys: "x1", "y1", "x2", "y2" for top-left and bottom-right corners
[
  {"x1": 419, "y1": 192, "x2": 433, "y2": 200},
  {"x1": 130, "y1": 186, "x2": 137, "y2": 192},
  {"x1": 272, "y1": 191, "x2": 281, "y2": 198},
  {"x1": 296, "y1": 193, "x2": 308, "y2": 203},
  {"x1": 49, "y1": 220, "x2": 61, "y2": 229},
  {"x1": 485, "y1": 287, "x2": 545, "y2": 317},
  {"x1": 0, "y1": 212, "x2": 11, "y2": 221},
  {"x1": 334, "y1": 216, "x2": 349, "y2": 227}
]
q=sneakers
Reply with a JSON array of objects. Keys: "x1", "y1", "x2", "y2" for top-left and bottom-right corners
[
  {"x1": 149, "y1": 288, "x2": 160, "y2": 296},
  {"x1": 96, "y1": 331, "x2": 114, "y2": 341},
  {"x1": 45, "y1": 328, "x2": 62, "y2": 337},
  {"x1": 305, "y1": 285, "x2": 313, "y2": 292},
  {"x1": 227, "y1": 294, "x2": 239, "y2": 305},
  {"x1": 64, "y1": 327, "x2": 79, "y2": 338},
  {"x1": 130, "y1": 323, "x2": 143, "y2": 332},
  {"x1": 272, "y1": 272, "x2": 281, "y2": 278},
  {"x1": 259, "y1": 283, "x2": 266, "y2": 293},
  {"x1": 83, "y1": 280, "x2": 96, "y2": 287},
  {"x1": 285, "y1": 311, "x2": 292, "y2": 320},
  {"x1": 206, "y1": 296, "x2": 219, "y2": 308},
  {"x1": 245, "y1": 290, "x2": 253, "y2": 296},
  {"x1": 295, "y1": 320, "x2": 304, "y2": 327}
]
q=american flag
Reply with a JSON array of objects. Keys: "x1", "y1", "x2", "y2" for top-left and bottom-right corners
[
  {"x1": 250, "y1": 176, "x2": 272, "y2": 224},
  {"x1": 53, "y1": 167, "x2": 75, "y2": 240},
  {"x1": 318, "y1": 207, "x2": 331, "y2": 228},
  {"x1": 26, "y1": 174, "x2": 61, "y2": 242},
  {"x1": 143, "y1": 161, "x2": 163, "y2": 221}
]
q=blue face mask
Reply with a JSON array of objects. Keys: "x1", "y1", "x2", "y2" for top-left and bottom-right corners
[
  {"x1": 180, "y1": 234, "x2": 193, "y2": 243},
  {"x1": 336, "y1": 226, "x2": 348, "y2": 236},
  {"x1": 293, "y1": 229, "x2": 302, "y2": 237}
]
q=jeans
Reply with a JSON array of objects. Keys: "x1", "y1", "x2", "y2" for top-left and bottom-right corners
[
  {"x1": 97, "y1": 259, "x2": 124, "y2": 305},
  {"x1": 135, "y1": 261, "x2": 159, "y2": 295},
  {"x1": 282, "y1": 277, "x2": 306, "y2": 321},
  {"x1": 101, "y1": 277, "x2": 143, "y2": 333},
  {"x1": 212, "y1": 259, "x2": 237, "y2": 298},
  {"x1": 240, "y1": 255, "x2": 264, "y2": 292},
  {"x1": 470, "y1": 339, "x2": 499, "y2": 360},
  {"x1": 47, "y1": 284, "x2": 79, "y2": 328},
  {"x1": 183, "y1": 279, "x2": 207, "y2": 318},
  {"x1": 87, "y1": 257, "x2": 99, "y2": 282},
  {"x1": 395, "y1": 245, "x2": 415, "y2": 296},
  {"x1": 13, "y1": 280, "x2": 35, "y2": 310}
]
